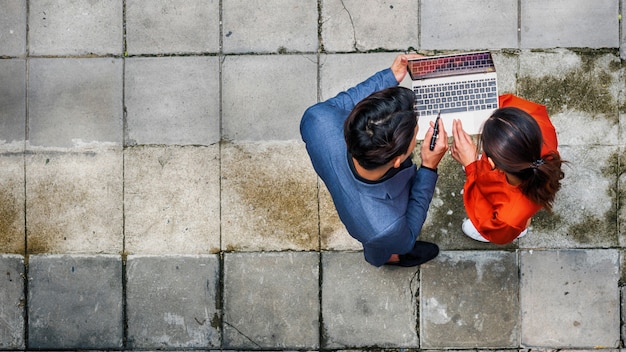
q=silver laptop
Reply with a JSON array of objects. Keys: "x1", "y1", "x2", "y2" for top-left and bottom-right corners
[{"x1": 407, "y1": 51, "x2": 499, "y2": 139}]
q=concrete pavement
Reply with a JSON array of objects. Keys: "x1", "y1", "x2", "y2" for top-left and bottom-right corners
[{"x1": 0, "y1": 0, "x2": 624, "y2": 349}]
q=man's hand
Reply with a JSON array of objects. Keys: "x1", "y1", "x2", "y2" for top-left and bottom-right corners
[
  {"x1": 390, "y1": 53, "x2": 423, "y2": 83},
  {"x1": 450, "y1": 119, "x2": 478, "y2": 167},
  {"x1": 420, "y1": 117, "x2": 448, "y2": 169}
]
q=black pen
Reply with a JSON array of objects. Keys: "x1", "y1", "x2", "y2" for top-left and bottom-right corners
[{"x1": 429, "y1": 112, "x2": 440, "y2": 151}]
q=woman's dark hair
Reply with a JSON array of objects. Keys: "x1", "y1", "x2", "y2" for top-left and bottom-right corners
[
  {"x1": 480, "y1": 107, "x2": 564, "y2": 211},
  {"x1": 344, "y1": 87, "x2": 418, "y2": 170}
]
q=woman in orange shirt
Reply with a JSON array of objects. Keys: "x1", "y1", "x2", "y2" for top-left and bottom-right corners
[{"x1": 450, "y1": 94, "x2": 565, "y2": 244}]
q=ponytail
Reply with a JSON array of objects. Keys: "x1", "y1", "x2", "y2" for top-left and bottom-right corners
[{"x1": 518, "y1": 152, "x2": 564, "y2": 212}]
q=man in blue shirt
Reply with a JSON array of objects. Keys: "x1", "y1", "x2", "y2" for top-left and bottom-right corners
[{"x1": 300, "y1": 55, "x2": 448, "y2": 267}]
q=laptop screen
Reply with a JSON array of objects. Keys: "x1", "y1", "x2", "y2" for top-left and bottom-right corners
[{"x1": 408, "y1": 51, "x2": 496, "y2": 80}]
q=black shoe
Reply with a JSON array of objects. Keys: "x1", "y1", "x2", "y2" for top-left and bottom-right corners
[{"x1": 385, "y1": 241, "x2": 439, "y2": 267}]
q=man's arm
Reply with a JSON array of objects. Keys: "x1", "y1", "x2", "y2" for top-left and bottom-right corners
[
  {"x1": 405, "y1": 167, "x2": 438, "y2": 241},
  {"x1": 301, "y1": 68, "x2": 397, "y2": 125},
  {"x1": 300, "y1": 53, "x2": 421, "y2": 144}
]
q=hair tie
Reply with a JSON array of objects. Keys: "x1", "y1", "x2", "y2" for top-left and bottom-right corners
[{"x1": 531, "y1": 158, "x2": 545, "y2": 169}]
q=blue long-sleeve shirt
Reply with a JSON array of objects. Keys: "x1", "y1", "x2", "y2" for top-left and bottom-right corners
[{"x1": 300, "y1": 68, "x2": 438, "y2": 266}]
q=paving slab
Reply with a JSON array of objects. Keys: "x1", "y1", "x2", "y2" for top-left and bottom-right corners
[
  {"x1": 222, "y1": 252, "x2": 320, "y2": 349},
  {"x1": 124, "y1": 145, "x2": 220, "y2": 255},
  {"x1": 518, "y1": 50, "x2": 621, "y2": 147},
  {"x1": 0, "y1": 59, "x2": 25, "y2": 144},
  {"x1": 520, "y1": 0, "x2": 619, "y2": 48},
  {"x1": 0, "y1": 255, "x2": 24, "y2": 349},
  {"x1": 222, "y1": 54, "x2": 317, "y2": 141},
  {"x1": 222, "y1": 0, "x2": 317, "y2": 54},
  {"x1": 421, "y1": 0, "x2": 518, "y2": 50},
  {"x1": 125, "y1": 56, "x2": 220, "y2": 145},
  {"x1": 0, "y1": 0, "x2": 26, "y2": 57},
  {"x1": 28, "y1": 58, "x2": 123, "y2": 148},
  {"x1": 322, "y1": 251, "x2": 419, "y2": 348},
  {"x1": 0, "y1": 1, "x2": 624, "y2": 350},
  {"x1": 221, "y1": 141, "x2": 319, "y2": 252},
  {"x1": 320, "y1": 0, "x2": 418, "y2": 52},
  {"x1": 25, "y1": 149, "x2": 123, "y2": 254},
  {"x1": 520, "y1": 249, "x2": 620, "y2": 348},
  {"x1": 420, "y1": 251, "x2": 519, "y2": 348},
  {"x1": 125, "y1": 0, "x2": 219, "y2": 55},
  {"x1": 28, "y1": 0, "x2": 123, "y2": 56},
  {"x1": 126, "y1": 255, "x2": 220, "y2": 348},
  {"x1": 28, "y1": 254, "x2": 123, "y2": 349}
]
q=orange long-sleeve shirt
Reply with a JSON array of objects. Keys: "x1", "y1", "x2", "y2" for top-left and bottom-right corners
[{"x1": 463, "y1": 94, "x2": 559, "y2": 244}]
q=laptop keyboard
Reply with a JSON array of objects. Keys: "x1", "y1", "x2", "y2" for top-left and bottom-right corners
[{"x1": 413, "y1": 77, "x2": 498, "y2": 116}]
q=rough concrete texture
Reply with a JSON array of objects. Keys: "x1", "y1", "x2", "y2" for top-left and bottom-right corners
[
  {"x1": 0, "y1": 255, "x2": 24, "y2": 349},
  {"x1": 0, "y1": 0, "x2": 624, "y2": 350},
  {"x1": 420, "y1": 251, "x2": 519, "y2": 348},
  {"x1": 28, "y1": 0, "x2": 123, "y2": 56},
  {"x1": 0, "y1": 59, "x2": 25, "y2": 143},
  {"x1": 322, "y1": 251, "x2": 419, "y2": 348},
  {"x1": 520, "y1": 249, "x2": 620, "y2": 347},
  {"x1": 222, "y1": 54, "x2": 318, "y2": 141},
  {"x1": 421, "y1": 0, "x2": 518, "y2": 50},
  {"x1": 520, "y1": 0, "x2": 619, "y2": 48},
  {"x1": 221, "y1": 141, "x2": 319, "y2": 251},
  {"x1": 321, "y1": 0, "x2": 419, "y2": 52},
  {"x1": 27, "y1": 254, "x2": 123, "y2": 349},
  {"x1": 125, "y1": 0, "x2": 220, "y2": 55},
  {"x1": 125, "y1": 255, "x2": 220, "y2": 348},
  {"x1": 222, "y1": 0, "x2": 318, "y2": 54},
  {"x1": 223, "y1": 252, "x2": 320, "y2": 349},
  {"x1": 27, "y1": 58, "x2": 123, "y2": 147},
  {"x1": 0, "y1": 154, "x2": 25, "y2": 254},
  {"x1": 124, "y1": 145, "x2": 221, "y2": 254},
  {"x1": 0, "y1": 0, "x2": 26, "y2": 57},
  {"x1": 125, "y1": 56, "x2": 221, "y2": 145},
  {"x1": 25, "y1": 148, "x2": 123, "y2": 254}
]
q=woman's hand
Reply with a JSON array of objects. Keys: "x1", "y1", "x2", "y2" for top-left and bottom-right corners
[{"x1": 450, "y1": 119, "x2": 478, "y2": 167}]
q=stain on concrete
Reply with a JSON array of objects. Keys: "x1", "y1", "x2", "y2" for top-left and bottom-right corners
[
  {"x1": 0, "y1": 183, "x2": 23, "y2": 254},
  {"x1": 562, "y1": 151, "x2": 619, "y2": 245},
  {"x1": 499, "y1": 48, "x2": 521, "y2": 58},
  {"x1": 567, "y1": 214, "x2": 612, "y2": 245},
  {"x1": 601, "y1": 151, "x2": 620, "y2": 228},
  {"x1": 25, "y1": 150, "x2": 121, "y2": 254},
  {"x1": 210, "y1": 312, "x2": 220, "y2": 329},
  {"x1": 320, "y1": 218, "x2": 341, "y2": 247},
  {"x1": 26, "y1": 235, "x2": 54, "y2": 255},
  {"x1": 531, "y1": 209, "x2": 563, "y2": 232},
  {"x1": 518, "y1": 51, "x2": 618, "y2": 120},
  {"x1": 27, "y1": 178, "x2": 84, "y2": 254},
  {"x1": 225, "y1": 244, "x2": 239, "y2": 252},
  {"x1": 227, "y1": 142, "x2": 317, "y2": 249}
]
